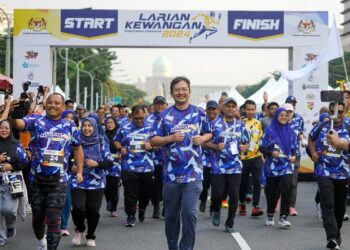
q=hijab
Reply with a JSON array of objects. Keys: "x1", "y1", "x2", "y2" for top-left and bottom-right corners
[
  {"x1": 0, "y1": 120, "x2": 20, "y2": 160},
  {"x1": 80, "y1": 117, "x2": 101, "y2": 161},
  {"x1": 104, "y1": 117, "x2": 118, "y2": 143},
  {"x1": 266, "y1": 108, "x2": 296, "y2": 156},
  {"x1": 62, "y1": 110, "x2": 79, "y2": 127}
]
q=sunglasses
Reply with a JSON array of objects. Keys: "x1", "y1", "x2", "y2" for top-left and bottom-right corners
[{"x1": 329, "y1": 110, "x2": 344, "y2": 115}]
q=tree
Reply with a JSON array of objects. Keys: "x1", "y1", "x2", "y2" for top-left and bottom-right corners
[
  {"x1": 114, "y1": 82, "x2": 147, "y2": 107},
  {"x1": 0, "y1": 32, "x2": 13, "y2": 77},
  {"x1": 329, "y1": 52, "x2": 350, "y2": 89}
]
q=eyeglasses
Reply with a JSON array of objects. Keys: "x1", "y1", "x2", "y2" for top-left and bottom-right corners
[
  {"x1": 329, "y1": 110, "x2": 344, "y2": 115},
  {"x1": 172, "y1": 88, "x2": 190, "y2": 93}
]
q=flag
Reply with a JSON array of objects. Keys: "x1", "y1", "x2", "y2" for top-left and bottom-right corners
[{"x1": 282, "y1": 16, "x2": 343, "y2": 81}]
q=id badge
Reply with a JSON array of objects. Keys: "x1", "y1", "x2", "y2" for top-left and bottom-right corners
[
  {"x1": 42, "y1": 150, "x2": 65, "y2": 167},
  {"x1": 230, "y1": 141, "x2": 239, "y2": 155},
  {"x1": 130, "y1": 141, "x2": 146, "y2": 152}
]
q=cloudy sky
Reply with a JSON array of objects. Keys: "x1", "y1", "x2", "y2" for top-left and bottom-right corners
[{"x1": 2, "y1": 0, "x2": 343, "y2": 86}]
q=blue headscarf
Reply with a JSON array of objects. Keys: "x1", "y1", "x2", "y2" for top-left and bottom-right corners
[
  {"x1": 319, "y1": 112, "x2": 329, "y2": 122},
  {"x1": 266, "y1": 108, "x2": 296, "y2": 156},
  {"x1": 62, "y1": 110, "x2": 78, "y2": 126},
  {"x1": 81, "y1": 117, "x2": 101, "y2": 161}
]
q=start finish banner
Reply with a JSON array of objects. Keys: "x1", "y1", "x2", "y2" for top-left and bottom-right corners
[{"x1": 14, "y1": 9, "x2": 328, "y2": 47}]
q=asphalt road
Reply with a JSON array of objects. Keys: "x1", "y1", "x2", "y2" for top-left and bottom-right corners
[{"x1": 2, "y1": 182, "x2": 350, "y2": 250}]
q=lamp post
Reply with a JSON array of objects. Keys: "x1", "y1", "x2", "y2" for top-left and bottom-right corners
[
  {"x1": 0, "y1": 8, "x2": 11, "y2": 77},
  {"x1": 80, "y1": 69, "x2": 94, "y2": 111}
]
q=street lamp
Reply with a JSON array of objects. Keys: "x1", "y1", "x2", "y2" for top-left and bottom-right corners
[
  {"x1": 80, "y1": 69, "x2": 94, "y2": 111},
  {"x1": 0, "y1": 8, "x2": 11, "y2": 77}
]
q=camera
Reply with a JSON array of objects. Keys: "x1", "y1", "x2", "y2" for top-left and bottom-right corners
[
  {"x1": 37, "y1": 85, "x2": 44, "y2": 95},
  {"x1": 12, "y1": 81, "x2": 32, "y2": 119}
]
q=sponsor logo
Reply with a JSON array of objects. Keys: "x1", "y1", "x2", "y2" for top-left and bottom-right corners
[
  {"x1": 302, "y1": 83, "x2": 319, "y2": 90},
  {"x1": 25, "y1": 51, "x2": 39, "y2": 59},
  {"x1": 298, "y1": 19, "x2": 316, "y2": 34},
  {"x1": 305, "y1": 53, "x2": 318, "y2": 63},
  {"x1": 123, "y1": 11, "x2": 222, "y2": 43},
  {"x1": 306, "y1": 93, "x2": 316, "y2": 101},
  {"x1": 61, "y1": 9, "x2": 118, "y2": 38},
  {"x1": 307, "y1": 101, "x2": 314, "y2": 110},
  {"x1": 228, "y1": 11, "x2": 284, "y2": 40},
  {"x1": 28, "y1": 18, "x2": 47, "y2": 32},
  {"x1": 22, "y1": 62, "x2": 40, "y2": 69}
]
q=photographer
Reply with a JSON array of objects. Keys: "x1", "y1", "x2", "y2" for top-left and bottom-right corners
[
  {"x1": 0, "y1": 120, "x2": 28, "y2": 246},
  {"x1": 12, "y1": 93, "x2": 84, "y2": 250}
]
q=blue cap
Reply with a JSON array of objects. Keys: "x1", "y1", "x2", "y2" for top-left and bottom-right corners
[
  {"x1": 285, "y1": 96, "x2": 297, "y2": 103},
  {"x1": 206, "y1": 100, "x2": 218, "y2": 109}
]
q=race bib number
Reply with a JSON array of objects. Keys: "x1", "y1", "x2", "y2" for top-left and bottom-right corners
[
  {"x1": 42, "y1": 150, "x2": 65, "y2": 167},
  {"x1": 130, "y1": 141, "x2": 146, "y2": 152},
  {"x1": 230, "y1": 142, "x2": 239, "y2": 155}
]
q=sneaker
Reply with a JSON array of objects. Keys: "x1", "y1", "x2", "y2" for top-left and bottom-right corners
[
  {"x1": 245, "y1": 193, "x2": 253, "y2": 203},
  {"x1": 343, "y1": 214, "x2": 349, "y2": 221},
  {"x1": 221, "y1": 200, "x2": 228, "y2": 209},
  {"x1": 265, "y1": 215, "x2": 275, "y2": 226},
  {"x1": 327, "y1": 239, "x2": 340, "y2": 249},
  {"x1": 125, "y1": 215, "x2": 136, "y2": 227},
  {"x1": 111, "y1": 211, "x2": 118, "y2": 217},
  {"x1": 251, "y1": 207, "x2": 264, "y2": 217},
  {"x1": 0, "y1": 238, "x2": 5, "y2": 246},
  {"x1": 239, "y1": 204, "x2": 247, "y2": 216},
  {"x1": 72, "y1": 232, "x2": 83, "y2": 245},
  {"x1": 289, "y1": 207, "x2": 298, "y2": 216},
  {"x1": 86, "y1": 239, "x2": 96, "y2": 247},
  {"x1": 61, "y1": 229, "x2": 70, "y2": 236},
  {"x1": 199, "y1": 200, "x2": 206, "y2": 213},
  {"x1": 212, "y1": 211, "x2": 221, "y2": 227},
  {"x1": 278, "y1": 216, "x2": 292, "y2": 228},
  {"x1": 37, "y1": 237, "x2": 47, "y2": 250},
  {"x1": 152, "y1": 204, "x2": 161, "y2": 219},
  {"x1": 224, "y1": 223, "x2": 234, "y2": 233},
  {"x1": 138, "y1": 209, "x2": 145, "y2": 222},
  {"x1": 6, "y1": 227, "x2": 16, "y2": 239}
]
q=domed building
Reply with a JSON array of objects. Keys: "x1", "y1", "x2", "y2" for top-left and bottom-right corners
[{"x1": 152, "y1": 55, "x2": 172, "y2": 78}]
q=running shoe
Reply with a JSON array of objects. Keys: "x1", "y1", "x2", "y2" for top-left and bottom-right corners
[
  {"x1": 125, "y1": 215, "x2": 136, "y2": 227},
  {"x1": 72, "y1": 232, "x2": 83, "y2": 245},
  {"x1": 239, "y1": 204, "x2": 247, "y2": 216},
  {"x1": 343, "y1": 214, "x2": 349, "y2": 221},
  {"x1": 278, "y1": 216, "x2": 292, "y2": 228},
  {"x1": 326, "y1": 239, "x2": 340, "y2": 249},
  {"x1": 61, "y1": 229, "x2": 70, "y2": 236},
  {"x1": 37, "y1": 237, "x2": 47, "y2": 250},
  {"x1": 138, "y1": 209, "x2": 145, "y2": 222},
  {"x1": 111, "y1": 211, "x2": 118, "y2": 217},
  {"x1": 289, "y1": 207, "x2": 298, "y2": 216},
  {"x1": 212, "y1": 211, "x2": 221, "y2": 227},
  {"x1": 199, "y1": 200, "x2": 206, "y2": 213},
  {"x1": 6, "y1": 227, "x2": 16, "y2": 239},
  {"x1": 251, "y1": 207, "x2": 264, "y2": 217},
  {"x1": 209, "y1": 210, "x2": 215, "y2": 218},
  {"x1": 221, "y1": 200, "x2": 229, "y2": 209},
  {"x1": 153, "y1": 204, "x2": 161, "y2": 219},
  {"x1": 224, "y1": 223, "x2": 234, "y2": 233},
  {"x1": 86, "y1": 239, "x2": 96, "y2": 247},
  {"x1": 265, "y1": 215, "x2": 275, "y2": 226},
  {"x1": 245, "y1": 193, "x2": 253, "y2": 203}
]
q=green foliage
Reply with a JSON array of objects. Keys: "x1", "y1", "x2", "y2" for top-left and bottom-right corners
[
  {"x1": 329, "y1": 51, "x2": 350, "y2": 89},
  {"x1": 236, "y1": 71, "x2": 281, "y2": 98},
  {"x1": 115, "y1": 82, "x2": 147, "y2": 107},
  {"x1": 0, "y1": 32, "x2": 13, "y2": 77}
]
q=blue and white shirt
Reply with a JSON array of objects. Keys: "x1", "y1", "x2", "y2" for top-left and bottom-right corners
[
  {"x1": 211, "y1": 117, "x2": 249, "y2": 174},
  {"x1": 290, "y1": 113, "x2": 305, "y2": 157},
  {"x1": 23, "y1": 114, "x2": 81, "y2": 183},
  {"x1": 146, "y1": 112, "x2": 163, "y2": 166},
  {"x1": 116, "y1": 121, "x2": 154, "y2": 173},
  {"x1": 309, "y1": 121, "x2": 350, "y2": 179},
  {"x1": 153, "y1": 105, "x2": 211, "y2": 183}
]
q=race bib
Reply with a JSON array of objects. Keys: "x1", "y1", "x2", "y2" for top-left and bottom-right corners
[
  {"x1": 130, "y1": 141, "x2": 146, "y2": 152},
  {"x1": 323, "y1": 140, "x2": 341, "y2": 157},
  {"x1": 42, "y1": 149, "x2": 65, "y2": 167}
]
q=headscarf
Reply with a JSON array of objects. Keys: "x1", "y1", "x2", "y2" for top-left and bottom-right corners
[
  {"x1": 0, "y1": 120, "x2": 20, "y2": 160},
  {"x1": 81, "y1": 117, "x2": 101, "y2": 161},
  {"x1": 104, "y1": 117, "x2": 118, "y2": 143},
  {"x1": 266, "y1": 108, "x2": 296, "y2": 156},
  {"x1": 62, "y1": 110, "x2": 79, "y2": 127},
  {"x1": 319, "y1": 112, "x2": 329, "y2": 122}
]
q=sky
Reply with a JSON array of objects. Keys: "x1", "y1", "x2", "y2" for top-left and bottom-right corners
[{"x1": 1, "y1": 0, "x2": 344, "y2": 86}]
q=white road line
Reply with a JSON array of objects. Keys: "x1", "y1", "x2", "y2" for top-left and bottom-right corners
[{"x1": 231, "y1": 232, "x2": 251, "y2": 250}]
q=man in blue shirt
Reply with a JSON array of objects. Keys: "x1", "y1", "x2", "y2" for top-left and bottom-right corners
[
  {"x1": 151, "y1": 76, "x2": 212, "y2": 250},
  {"x1": 309, "y1": 102, "x2": 350, "y2": 250},
  {"x1": 13, "y1": 93, "x2": 84, "y2": 250}
]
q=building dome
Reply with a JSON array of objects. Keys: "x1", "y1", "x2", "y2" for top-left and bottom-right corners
[{"x1": 152, "y1": 55, "x2": 172, "y2": 77}]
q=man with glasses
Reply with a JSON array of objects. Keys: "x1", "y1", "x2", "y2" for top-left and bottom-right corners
[
  {"x1": 285, "y1": 96, "x2": 305, "y2": 216},
  {"x1": 309, "y1": 102, "x2": 350, "y2": 250},
  {"x1": 151, "y1": 76, "x2": 212, "y2": 250},
  {"x1": 75, "y1": 104, "x2": 86, "y2": 126}
]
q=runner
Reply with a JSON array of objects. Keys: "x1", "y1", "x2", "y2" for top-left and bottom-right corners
[
  {"x1": 150, "y1": 76, "x2": 212, "y2": 250},
  {"x1": 13, "y1": 93, "x2": 84, "y2": 250},
  {"x1": 310, "y1": 102, "x2": 350, "y2": 249},
  {"x1": 260, "y1": 108, "x2": 298, "y2": 228},
  {"x1": 70, "y1": 117, "x2": 113, "y2": 247},
  {"x1": 146, "y1": 96, "x2": 168, "y2": 219},
  {"x1": 205, "y1": 97, "x2": 249, "y2": 232},
  {"x1": 104, "y1": 117, "x2": 121, "y2": 217},
  {"x1": 116, "y1": 105, "x2": 154, "y2": 227},
  {"x1": 238, "y1": 100, "x2": 264, "y2": 217},
  {"x1": 0, "y1": 120, "x2": 28, "y2": 246}
]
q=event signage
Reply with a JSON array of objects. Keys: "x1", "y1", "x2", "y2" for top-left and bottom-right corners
[
  {"x1": 227, "y1": 11, "x2": 284, "y2": 40},
  {"x1": 61, "y1": 9, "x2": 118, "y2": 38}
]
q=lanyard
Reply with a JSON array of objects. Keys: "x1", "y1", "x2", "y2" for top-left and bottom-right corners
[{"x1": 223, "y1": 117, "x2": 237, "y2": 140}]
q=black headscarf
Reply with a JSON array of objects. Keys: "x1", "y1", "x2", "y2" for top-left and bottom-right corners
[
  {"x1": 104, "y1": 117, "x2": 119, "y2": 153},
  {"x1": 0, "y1": 120, "x2": 20, "y2": 161}
]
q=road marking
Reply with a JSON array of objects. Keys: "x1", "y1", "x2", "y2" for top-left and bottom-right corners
[{"x1": 231, "y1": 232, "x2": 251, "y2": 250}]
